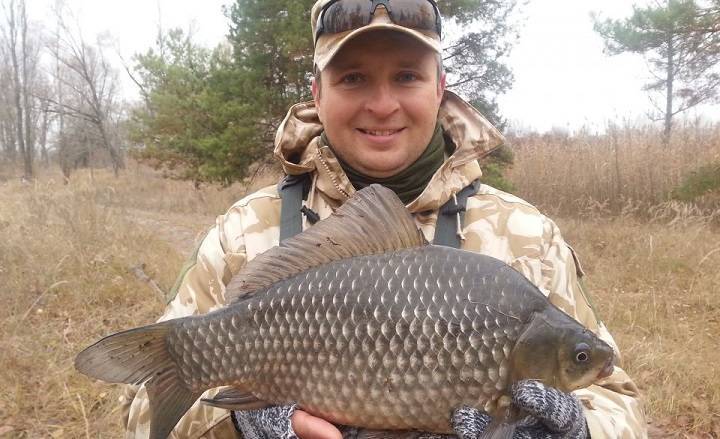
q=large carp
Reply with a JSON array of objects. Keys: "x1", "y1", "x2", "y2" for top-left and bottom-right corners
[{"x1": 76, "y1": 184, "x2": 614, "y2": 439}]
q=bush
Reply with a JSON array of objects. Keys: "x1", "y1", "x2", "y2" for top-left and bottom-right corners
[
  {"x1": 671, "y1": 163, "x2": 720, "y2": 201},
  {"x1": 480, "y1": 144, "x2": 515, "y2": 193}
]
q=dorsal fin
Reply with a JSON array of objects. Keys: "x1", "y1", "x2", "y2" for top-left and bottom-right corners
[{"x1": 226, "y1": 184, "x2": 427, "y2": 303}]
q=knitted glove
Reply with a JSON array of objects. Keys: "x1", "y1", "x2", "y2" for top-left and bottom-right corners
[
  {"x1": 340, "y1": 426, "x2": 453, "y2": 439},
  {"x1": 232, "y1": 404, "x2": 298, "y2": 439},
  {"x1": 452, "y1": 380, "x2": 588, "y2": 439}
]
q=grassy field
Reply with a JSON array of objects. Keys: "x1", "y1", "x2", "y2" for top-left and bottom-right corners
[{"x1": 0, "y1": 154, "x2": 718, "y2": 437}]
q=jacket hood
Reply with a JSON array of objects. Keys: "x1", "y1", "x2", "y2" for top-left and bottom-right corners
[{"x1": 273, "y1": 90, "x2": 505, "y2": 212}]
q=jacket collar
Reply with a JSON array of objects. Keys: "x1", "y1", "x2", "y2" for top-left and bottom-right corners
[{"x1": 273, "y1": 90, "x2": 505, "y2": 212}]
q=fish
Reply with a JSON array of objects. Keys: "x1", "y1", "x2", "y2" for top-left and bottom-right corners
[{"x1": 75, "y1": 184, "x2": 615, "y2": 439}]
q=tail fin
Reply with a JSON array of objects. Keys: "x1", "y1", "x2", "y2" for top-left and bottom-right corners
[{"x1": 75, "y1": 321, "x2": 201, "y2": 439}]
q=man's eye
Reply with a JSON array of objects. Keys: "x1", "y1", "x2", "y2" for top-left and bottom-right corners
[
  {"x1": 341, "y1": 73, "x2": 363, "y2": 84},
  {"x1": 397, "y1": 72, "x2": 418, "y2": 82}
]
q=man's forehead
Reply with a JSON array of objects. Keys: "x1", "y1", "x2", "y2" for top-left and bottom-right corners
[{"x1": 329, "y1": 57, "x2": 427, "y2": 70}]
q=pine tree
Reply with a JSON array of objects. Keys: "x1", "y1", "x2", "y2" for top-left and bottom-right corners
[
  {"x1": 225, "y1": 0, "x2": 316, "y2": 150},
  {"x1": 594, "y1": 0, "x2": 720, "y2": 144},
  {"x1": 130, "y1": 29, "x2": 266, "y2": 185}
]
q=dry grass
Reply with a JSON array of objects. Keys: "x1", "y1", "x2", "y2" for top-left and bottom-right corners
[
  {"x1": 508, "y1": 120, "x2": 720, "y2": 216},
  {"x1": 558, "y1": 217, "x2": 720, "y2": 437},
  {"x1": 0, "y1": 172, "x2": 181, "y2": 437},
  {"x1": 0, "y1": 142, "x2": 718, "y2": 437},
  {"x1": 0, "y1": 165, "x2": 279, "y2": 438}
]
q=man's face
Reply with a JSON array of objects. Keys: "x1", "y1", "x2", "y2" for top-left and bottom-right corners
[{"x1": 312, "y1": 31, "x2": 446, "y2": 179}]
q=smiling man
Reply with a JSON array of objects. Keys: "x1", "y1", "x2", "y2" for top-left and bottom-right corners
[
  {"x1": 313, "y1": 30, "x2": 444, "y2": 180},
  {"x1": 120, "y1": 1, "x2": 647, "y2": 438}
]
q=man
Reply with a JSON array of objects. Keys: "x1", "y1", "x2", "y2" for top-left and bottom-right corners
[{"x1": 121, "y1": 0, "x2": 647, "y2": 437}]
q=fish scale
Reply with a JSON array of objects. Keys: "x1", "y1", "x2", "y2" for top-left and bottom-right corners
[
  {"x1": 75, "y1": 185, "x2": 614, "y2": 439},
  {"x1": 165, "y1": 246, "x2": 528, "y2": 432}
]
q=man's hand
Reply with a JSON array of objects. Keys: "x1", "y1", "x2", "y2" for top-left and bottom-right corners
[
  {"x1": 292, "y1": 410, "x2": 342, "y2": 439},
  {"x1": 233, "y1": 405, "x2": 342, "y2": 439},
  {"x1": 452, "y1": 380, "x2": 589, "y2": 439}
]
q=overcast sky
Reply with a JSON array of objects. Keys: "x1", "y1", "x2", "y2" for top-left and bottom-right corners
[{"x1": 28, "y1": 0, "x2": 720, "y2": 133}]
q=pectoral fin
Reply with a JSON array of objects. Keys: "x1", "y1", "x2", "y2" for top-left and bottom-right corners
[
  {"x1": 476, "y1": 405, "x2": 522, "y2": 439},
  {"x1": 201, "y1": 387, "x2": 272, "y2": 411},
  {"x1": 477, "y1": 420, "x2": 516, "y2": 439}
]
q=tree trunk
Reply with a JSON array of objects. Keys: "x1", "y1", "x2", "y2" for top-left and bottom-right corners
[
  {"x1": 54, "y1": 5, "x2": 69, "y2": 180},
  {"x1": 97, "y1": 119, "x2": 123, "y2": 176},
  {"x1": 5, "y1": 0, "x2": 33, "y2": 178},
  {"x1": 8, "y1": 0, "x2": 28, "y2": 177},
  {"x1": 39, "y1": 104, "x2": 49, "y2": 166},
  {"x1": 664, "y1": 33, "x2": 675, "y2": 147},
  {"x1": 21, "y1": 1, "x2": 33, "y2": 178},
  {"x1": 0, "y1": 119, "x2": 17, "y2": 163}
]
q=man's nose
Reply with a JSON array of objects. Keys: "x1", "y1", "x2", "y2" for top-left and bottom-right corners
[{"x1": 364, "y1": 82, "x2": 400, "y2": 118}]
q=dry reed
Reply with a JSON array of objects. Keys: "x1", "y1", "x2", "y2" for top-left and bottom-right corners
[{"x1": 507, "y1": 119, "x2": 720, "y2": 218}]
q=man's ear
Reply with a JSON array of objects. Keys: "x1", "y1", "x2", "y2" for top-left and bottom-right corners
[
  {"x1": 311, "y1": 77, "x2": 324, "y2": 123},
  {"x1": 311, "y1": 77, "x2": 321, "y2": 110},
  {"x1": 437, "y1": 72, "x2": 446, "y2": 100}
]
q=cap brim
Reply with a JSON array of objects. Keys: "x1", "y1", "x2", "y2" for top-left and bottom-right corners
[{"x1": 314, "y1": 23, "x2": 441, "y2": 71}]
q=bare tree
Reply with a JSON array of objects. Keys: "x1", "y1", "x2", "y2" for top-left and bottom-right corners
[
  {"x1": 1, "y1": 0, "x2": 37, "y2": 177},
  {"x1": 35, "y1": 81, "x2": 52, "y2": 166},
  {"x1": 47, "y1": 7, "x2": 124, "y2": 176},
  {"x1": 50, "y1": 0, "x2": 70, "y2": 180},
  {"x1": 0, "y1": 56, "x2": 18, "y2": 163}
]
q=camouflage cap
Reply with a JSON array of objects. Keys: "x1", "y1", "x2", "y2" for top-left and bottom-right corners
[{"x1": 311, "y1": 0, "x2": 442, "y2": 71}]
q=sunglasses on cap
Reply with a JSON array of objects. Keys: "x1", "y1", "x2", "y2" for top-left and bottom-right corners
[{"x1": 315, "y1": 0, "x2": 442, "y2": 44}]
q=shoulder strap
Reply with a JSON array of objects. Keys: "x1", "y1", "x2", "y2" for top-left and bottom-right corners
[
  {"x1": 280, "y1": 176, "x2": 481, "y2": 248},
  {"x1": 278, "y1": 173, "x2": 311, "y2": 244},
  {"x1": 433, "y1": 179, "x2": 482, "y2": 248}
]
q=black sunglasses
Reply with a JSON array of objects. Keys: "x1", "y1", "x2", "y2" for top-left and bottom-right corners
[{"x1": 315, "y1": 0, "x2": 442, "y2": 43}]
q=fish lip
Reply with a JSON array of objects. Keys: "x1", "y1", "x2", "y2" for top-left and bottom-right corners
[{"x1": 597, "y1": 358, "x2": 614, "y2": 379}]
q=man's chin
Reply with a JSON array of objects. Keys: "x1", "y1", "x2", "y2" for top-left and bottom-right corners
[{"x1": 353, "y1": 159, "x2": 410, "y2": 179}]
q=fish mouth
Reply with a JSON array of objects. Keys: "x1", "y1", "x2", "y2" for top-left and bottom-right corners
[{"x1": 597, "y1": 358, "x2": 614, "y2": 379}]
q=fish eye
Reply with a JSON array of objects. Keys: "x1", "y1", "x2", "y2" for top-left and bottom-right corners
[{"x1": 574, "y1": 342, "x2": 591, "y2": 363}]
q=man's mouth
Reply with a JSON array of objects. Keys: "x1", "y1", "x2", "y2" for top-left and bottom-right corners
[{"x1": 358, "y1": 128, "x2": 404, "y2": 136}]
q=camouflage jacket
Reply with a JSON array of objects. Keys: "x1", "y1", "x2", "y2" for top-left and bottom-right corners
[{"x1": 120, "y1": 91, "x2": 647, "y2": 438}]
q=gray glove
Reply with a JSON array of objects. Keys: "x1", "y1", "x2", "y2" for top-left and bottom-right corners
[
  {"x1": 232, "y1": 404, "x2": 299, "y2": 439},
  {"x1": 452, "y1": 380, "x2": 588, "y2": 439}
]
